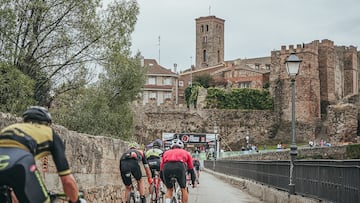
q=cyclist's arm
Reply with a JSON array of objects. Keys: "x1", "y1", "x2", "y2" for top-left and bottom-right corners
[{"x1": 60, "y1": 174, "x2": 79, "y2": 203}]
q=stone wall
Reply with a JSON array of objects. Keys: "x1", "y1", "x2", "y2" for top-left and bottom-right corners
[{"x1": 0, "y1": 113, "x2": 130, "y2": 203}]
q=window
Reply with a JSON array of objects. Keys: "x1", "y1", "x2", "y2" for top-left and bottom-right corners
[
  {"x1": 179, "y1": 81, "x2": 184, "y2": 87},
  {"x1": 149, "y1": 92, "x2": 156, "y2": 99},
  {"x1": 164, "y1": 93, "x2": 172, "y2": 99},
  {"x1": 203, "y1": 50, "x2": 207, "y2": 62},
  {"x1": 206, "y1": 25, "x2": 209, "y2": 31},
  {"x1": 217, "y1": 50, "x2": 220, "y2": 63},
  {"x1": 239, "y1": 82, "x2": 251, "y2": 88},
  {"x1": 203, "y1": 36, "x2": 207, "y2": 43},
  {"x1": 148, "y1": 77, "x2": 155, "y2": 85},
  {"x1": 164, "y1": 78, "x2": 171, "y2": 85},
  {"x1": 255, "y1": 64, "x2": 260, "y2": 70},
  {"x1": 266, "y1": 64, "x2": 270, "y2": 70},
  {"x1": 200, "y1": 25, "x2": 204, "y2": 32}
]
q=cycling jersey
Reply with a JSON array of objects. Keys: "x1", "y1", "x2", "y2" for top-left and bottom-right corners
[
  {"x1": 120, "y1": 149, "x2": 148, "y2": 165},
  {"x1": 160, "y1": 148, "x2": 194, "y2": 170},
  {"x1": 145, "y1": 148, "x2": 163, "y2": 159},
  {"x1": 0, "y1": 123, "x2": 71, "y2": 176},
  {"x1": 120, "y1": 149, "x2": 148, "y2": 185}
]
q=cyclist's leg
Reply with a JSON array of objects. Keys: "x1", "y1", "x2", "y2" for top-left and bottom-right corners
[
  {"x1": 120, "y1": 160, "x2": 134, "y2": 202},
  {"x1": 162, "y1": 163, "x2": 176, "y2": 201},
  {"x1": 10, "y1": 152, "x2": 49, "y2": 203},
  {"x1": 132, "y1": 160, "x2": 146, "y2": 203},
  {"x1": 173, "y1": 163, "x2": 188, "y2": 203}
]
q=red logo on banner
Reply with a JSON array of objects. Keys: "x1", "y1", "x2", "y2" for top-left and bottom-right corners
[{"x1": 181, "y1": 135, "x2": 189, "y2": 142}]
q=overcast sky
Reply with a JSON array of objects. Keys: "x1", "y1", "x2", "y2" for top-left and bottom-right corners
[{"x1": 127, "y1": 0, "x2": 360, "y2": 72}]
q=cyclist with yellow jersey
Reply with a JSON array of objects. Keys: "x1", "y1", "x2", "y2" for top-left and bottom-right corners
[{"x1": 0, "y1": 106, "x2": 81, "y2": 203}]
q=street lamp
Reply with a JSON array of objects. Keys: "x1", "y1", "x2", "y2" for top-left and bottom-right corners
[{"x1": 285, "y1": 52, "x2": 302, "y2": 195}]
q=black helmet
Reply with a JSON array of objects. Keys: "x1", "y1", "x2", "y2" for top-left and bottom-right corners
[
  {"x1": 153, "y1": 140, "x2": 162, "y2": 148},
  {"x1": 23, "y1": 106, "x2": 52, "y2": 124}
]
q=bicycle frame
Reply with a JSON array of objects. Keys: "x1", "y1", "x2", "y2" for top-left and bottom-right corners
[
  {"x1": 0, "y1": 185, "x2": 86, "y2": 203},
  {"x1": 150, "y1": 170, "x2": 164, "y2": 203},
  {"x1": 127, "y1": 174, "x2": 140, "y2": 203},
  {"x1": 170, "y1": 177, "x2": 182, "y2": 203}
]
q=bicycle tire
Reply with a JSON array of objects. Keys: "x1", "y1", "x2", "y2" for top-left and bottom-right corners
[
  {"x1": 126, "y1": 192, "x2": 136, "y2": 203},
  {"x1": 150, "y1": 185, "x2": 157, "y2": 202}
]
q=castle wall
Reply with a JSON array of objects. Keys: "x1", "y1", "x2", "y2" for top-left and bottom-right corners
[{"x1": 270, "y1": 42, "x2": 321, "y2": 123}]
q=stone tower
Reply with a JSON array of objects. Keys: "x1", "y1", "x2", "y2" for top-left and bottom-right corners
[{"x1": 195, "y1": 16, "x2": 225, "y2": 69}]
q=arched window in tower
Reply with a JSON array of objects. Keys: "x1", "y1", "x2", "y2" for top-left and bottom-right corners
[
  {"x1": 203, "y1": 36, "x2": 207, "y2": 43},
  {"x1": 206, "y1": 25, "x2": 209, "y2": 31},
  {"x1": 217, "y1": 50, "x2": 220, "y2": 63},
  {"x1": 203, "y1": 50, "x2": 207, "y2": 62},
  {"x1": 200, "y1": 25, "x2": 204, "y2": 32}
]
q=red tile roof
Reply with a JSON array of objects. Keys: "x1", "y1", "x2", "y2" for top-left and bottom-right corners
[{"x1": 144, "y1": 59, "x2": 177, "y2": 76}]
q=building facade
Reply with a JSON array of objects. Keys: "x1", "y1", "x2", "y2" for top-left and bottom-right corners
[{"x1": 140, "y1": 59, "x2": 178, "y2": 106}]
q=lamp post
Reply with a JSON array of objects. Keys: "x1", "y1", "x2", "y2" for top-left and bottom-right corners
[{"x1": 285, "y1": 52, "x2": 302, "y2": 195}]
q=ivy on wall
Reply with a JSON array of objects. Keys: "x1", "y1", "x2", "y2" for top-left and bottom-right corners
[{"x1": 205, "y1": 87, "x2": 273, "y2": 110}]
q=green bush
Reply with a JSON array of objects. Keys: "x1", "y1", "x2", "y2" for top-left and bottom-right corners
[{"x1": 346, "y1": 144, "x2": 360, "y2": 159}]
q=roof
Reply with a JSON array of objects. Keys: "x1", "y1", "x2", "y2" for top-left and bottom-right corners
[{"x1": 144, "y1": 59, "x2": 177, "y2": 76}]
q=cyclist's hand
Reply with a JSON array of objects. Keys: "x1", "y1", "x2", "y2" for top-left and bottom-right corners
[{"x1": 148, "y1": 177, "x2": 153, "y2": 184}]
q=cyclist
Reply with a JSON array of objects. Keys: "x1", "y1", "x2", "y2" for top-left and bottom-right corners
[
  {"x1": 145, "y1": 140, "x2": 163, "y2": 194},
  {"x1": 192, "y1": 157, "x2": 201, "y2": 184},
  {"x1": 160, "y1": 139, "x2": 196, "y2": 203},
  {"x1": 146, "y1": 140, "x2": 163, "y2": 177},
  {"x1": 120, "y1": 142, "x2": 153, "y2": 203},
  {"x1": 0, "y1": 106, "x2": 81, "y2": 203}
]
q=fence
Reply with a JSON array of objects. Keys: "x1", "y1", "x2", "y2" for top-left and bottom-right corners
[{"x1": 204, "y1": 160, "x2": 360, "y2": 203}]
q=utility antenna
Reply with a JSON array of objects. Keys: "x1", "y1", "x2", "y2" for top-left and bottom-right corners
[
  {"x1": 209, "y1": 6, "x2": 211, "y2": 15},
  {"x1": 158, "y1": 36, "x2": 161, "y2": 64}
]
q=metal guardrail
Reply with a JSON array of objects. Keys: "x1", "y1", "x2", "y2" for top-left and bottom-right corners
[{"x1": 204, "y1": 160, "x2": 360, "y2": 203}]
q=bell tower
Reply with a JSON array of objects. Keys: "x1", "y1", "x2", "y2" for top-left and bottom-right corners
[{"x1": 195, "y1": 16, "x2": 225, "y2": 69}]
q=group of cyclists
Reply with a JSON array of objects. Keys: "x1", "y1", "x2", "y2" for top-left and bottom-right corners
[
  {"x1": 0, "y1": 105, "x2": 201, "y2": 203},
  {"x1": 120, "y1": 138, "x2": 201, "y2": 203}
]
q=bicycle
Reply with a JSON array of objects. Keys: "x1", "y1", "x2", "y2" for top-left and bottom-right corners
[
  {"x1": 0, "y1": 185, "x2": 86, "y2": 203},
  {"x1": 170, "y1": 177, "x2": 182, "y2": 203},
  {"x1": 126, "y1": 173, "x2": 141, "y2": 203},
  {"x1": 150, "y1": 170, "x2": 164, "y2": 203}
]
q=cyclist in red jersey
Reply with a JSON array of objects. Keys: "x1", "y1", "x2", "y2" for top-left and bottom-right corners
[{"x1": 160, "y1": 139, "x2": 196, "y2": 203}]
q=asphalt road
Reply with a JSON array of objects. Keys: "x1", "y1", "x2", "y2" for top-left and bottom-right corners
[{"x1": 187, "y1": 171, "x2": 264, "y2": 203}]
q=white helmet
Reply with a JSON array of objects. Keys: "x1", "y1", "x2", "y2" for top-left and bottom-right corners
[{"x1": 171, "y1": 139, "x2": 184, "y2": 149}]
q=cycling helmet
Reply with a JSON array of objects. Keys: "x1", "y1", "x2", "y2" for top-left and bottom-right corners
[
  {"x1": 171, "y1": 139, "x2": 184, "y2": 149},
  {"x1": 153, "y1": 140, "x2": 162, "y2": 148},
  {"x1": 128, "y1": 142, "x2": 139, "y2": 149},
  {"x1": 23, "y1": 106, "x2": 52, "y2": 124}
]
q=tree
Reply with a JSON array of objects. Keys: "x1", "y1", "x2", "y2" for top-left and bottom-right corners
[
  {"x1": 0, "y1": 62, "x2": 35, "y2": 114},
  {"x1": 0, "y1": 0, "x2": 139, "y2": 106},
  {"x1": 193, "y1": 73, "x2": 214, "y2": 88}
]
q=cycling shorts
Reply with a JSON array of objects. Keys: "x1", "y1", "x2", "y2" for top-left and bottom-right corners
[
  {"x1": 0, "y1": 148, "x2": 49, "y2": 203},
  {"x1": 162, "y1": 161, "x2": 187, "y2": 189},
  {"x1": 147, "y1": 157, "x2": 160, "y2": 177},
  {"x1": 120, "y1": 158, "x2": 142, "y2": 186}
]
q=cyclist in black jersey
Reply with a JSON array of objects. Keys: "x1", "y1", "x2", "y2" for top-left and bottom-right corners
[{"x1": 0, "y1": 106, "x2": 81, "y2": 203}]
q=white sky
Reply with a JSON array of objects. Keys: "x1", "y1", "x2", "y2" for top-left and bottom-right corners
[{"x1": 121, "y1": 0, "x2": 360, "y2": 72}]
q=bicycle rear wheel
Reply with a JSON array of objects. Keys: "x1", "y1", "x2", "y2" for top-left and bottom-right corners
[{"x1": 150, "y1": 185, "x2": 157, "y2": 202}]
